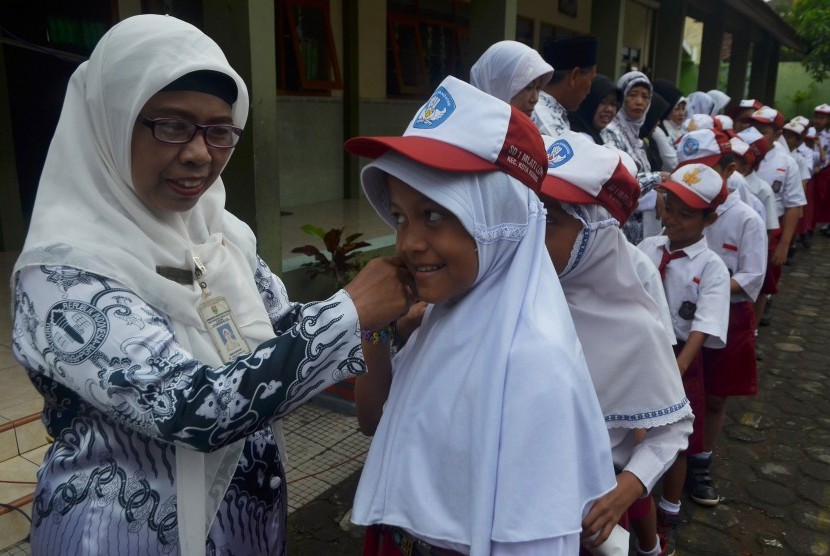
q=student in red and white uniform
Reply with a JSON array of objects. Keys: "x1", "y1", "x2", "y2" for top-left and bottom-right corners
[
  {"x1": 750, "y1": 107, "x2": 807, "y2": 325},
  {"x1": 783, "y1": 119, "x2": 817, "y2": 248},
  {"x1": 729, "y1": 98, "x2": 763, "y2": 133},
  {"x1": 736, "y1": 128, "x2": 779, "y2": 235},
  {"x1": 811, "y1": 104, "x2": 830, "y2": 235},
  {"x1": 638, "y1": 164, "x2": 730, "y2": 555}
]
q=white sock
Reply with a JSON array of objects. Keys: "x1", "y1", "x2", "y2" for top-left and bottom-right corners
[
  {"x1": 659, "y1": 497, "x2": 681, "y2": 514},
  {"x1": 637, "y1": 535, "x2": 662, "y2": 556}
]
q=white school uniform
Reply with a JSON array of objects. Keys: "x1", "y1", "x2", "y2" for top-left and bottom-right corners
[
  {"x1": 704, "y1": 190, "x2": 768, "y2": 303},
  {"x1": 744, "y1": 171, "x2": 780, "y2": 231},
  {"x1": 756, "y1": 142, "x2": 807, "y2": 217},
  {"x1": 638, "y1": 235, "x2": 730, "y2": 348},
  {"x1": 797, "y1": 143, "x2": 817, "y2": 177},
  {"x1": 818, "y1": 129, "x2": 830, "y2": 168},
  {"x1": 625, "y1": 242, "x2": 677, "y2": 345},
  {"x1": 728, "y1": 172, "x2": 766, "y2": 224},
  {"x1": 791, "y1": 145, "x2": 813, "y2": 181}
]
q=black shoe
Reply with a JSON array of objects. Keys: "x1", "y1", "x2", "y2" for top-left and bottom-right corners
[
  {"x1": 801, "y1": 232, "x2": 813, "y2": 249},
  {"x1": 687, "y1": 455, "x2": 720, "y2": 506},
  {"x1": 759, "y1": 296, "x2": 772, "y2": 327},
  {"x1": 657, "y1": 507, "x2": 680, "y2": 556}
]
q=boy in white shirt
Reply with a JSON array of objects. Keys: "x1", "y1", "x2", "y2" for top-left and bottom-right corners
[
  {"x1": 638, "y1": 164, "x2": 731, "y2": 556},
  {"x1": 750, "y1": 107, "x2": 807, "y2": 325}
]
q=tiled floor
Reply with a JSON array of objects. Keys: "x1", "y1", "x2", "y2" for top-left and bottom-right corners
[{"x1": 0, "y1": 200, "x2": 382, "y2": 553}]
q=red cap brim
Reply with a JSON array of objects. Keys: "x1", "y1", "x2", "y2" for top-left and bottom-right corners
[{"x1": 345, "y1": 136, "x2": 498, "y2": 173}]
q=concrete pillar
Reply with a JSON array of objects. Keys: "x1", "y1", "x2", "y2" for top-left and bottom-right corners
[
  {"x1": 203, "y1": 0, "x2": 282, "y2": 268},
  {"x1": 467, "y1": 0, "x2": 517, "y2": 77},
  {"x1": 697, "y1": 7, "x2": 725, "y2": 91},
  {"x1": 0, "y1": 44, "x2": 25, "y2": 251},
  {"x1": 652, "y1": 0, "x2": 686, "y2": 83},
  {"x1": 590, "y1": 0, "x2": 624, "y2": 79},
  {"x1": 764, "y1": 41, "x2": 780, "y2": 106},
  {"x1": 342, "y1": 0, "x2": 360, "y2": 199},
  {"x1": 726, "y1": 31, "x2": 750, "y2": 103},
  {"x1": 747, "y1": 39, "x2": 770, "y2": 102}
]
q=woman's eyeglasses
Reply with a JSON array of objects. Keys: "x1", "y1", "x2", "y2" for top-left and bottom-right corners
[{"x1": 140, "y1": 117, "x2": 242, "y2": 148}]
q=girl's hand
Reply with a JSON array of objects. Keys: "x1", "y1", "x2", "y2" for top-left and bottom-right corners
[
  {"x1": 345, "y1": 257, "x2": 416, "y2": 330},
  {"x1": 580, "y1": 471, "x2": 643, "y2": 548},
  {"x1": 395, "y1": 301, "x2": 428, "y2": 345}
]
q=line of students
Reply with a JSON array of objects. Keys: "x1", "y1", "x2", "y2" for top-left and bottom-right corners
[{"x1": 348, "y1": 36, "x2": 822, "y2": 556}]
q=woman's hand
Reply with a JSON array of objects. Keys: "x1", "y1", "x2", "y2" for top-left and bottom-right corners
[{"x1": 345, "y1": 256, "x2": 416, "y2": 330}]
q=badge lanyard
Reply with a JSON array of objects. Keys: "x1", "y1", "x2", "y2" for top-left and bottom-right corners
[{"x1": 194, "y1": 256, "x2": 252, "y2": 363}]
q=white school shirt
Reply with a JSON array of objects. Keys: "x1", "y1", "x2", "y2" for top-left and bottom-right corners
[
  {"x1": 797, "y1": 143, "x2": 817, "y2": 176},
  {"x1": 625, "y1": 242, "x2": 677, "y2": 345},
  {"x1": 744, "y1": 171, "x2": 780, "y2": 231},
  {"x1": 532, "y1": 91, "x2": 570, "y2": 136},
  {"x1": 791, "y1": 145, "x2": 813, "y2": 181},
  {"x1": 652, "y1": 126, "x2": 678, "y2": 171},
  {"x1": 756, "y1": 142, "x2": 807, "y2": 217},
  {"x1": 637, "y1": 235, "x2": 730, "y2": 348},
  {"x1": 607, "y1": 421, "x2": 691, "y2": 496},
  {"x1": 819, "y1": 129, "x2": 830, "y2": 167},
  {"x1": 728, "y1": 172, "x2": 766, "y2": 224},
  {"x1": 704, "y1": 190, "x2": 768, "y2": 303}
]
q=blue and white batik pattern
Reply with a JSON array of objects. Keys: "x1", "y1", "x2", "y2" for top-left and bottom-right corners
[
  {"x1": 13, "y1": 258, "x2": 363, "y2": 555},
  {"x1": 532, "y1": 91, "x2": 571, "y2": 137}
]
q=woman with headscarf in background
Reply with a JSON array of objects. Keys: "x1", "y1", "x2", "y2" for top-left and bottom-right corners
[
  {"x1": 686, "y1": 91, "x2": 717, "y2": 118},
  {"x1": 707, "y1": 90, "x2": 731, "y2": 116},
  {"x1": 603, "y1": 71, "x2": 666, "y2": 243},
  {"x1": 568, "y1": 74, "x2": 622, "y2": 146}
]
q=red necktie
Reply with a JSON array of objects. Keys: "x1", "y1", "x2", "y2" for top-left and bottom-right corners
[{"x1": 658, "y1": 247, "x2": 687, "y2": 281}]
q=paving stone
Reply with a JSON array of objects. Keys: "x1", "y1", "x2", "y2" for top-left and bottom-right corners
[
  {"x1": 800, "y1": 460, "x2": 830, "y2": 482},
  {"x1": 783, "y1": 526, "x2": 830, "y2": 555},
  {"x1": 792, "y1": 505, "x2": 830, "y2": 533},
  {"x1": 748, "y1": 479, "x2": 798, "y2": 506},
  {"x1": 725, "y1": 423, "x2": 767, "y2": 443}
]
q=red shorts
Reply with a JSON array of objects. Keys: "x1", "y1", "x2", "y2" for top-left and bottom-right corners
[
  {"x1": 797, "y1": 179, "x2": 815, "y2": 235},
  {"x1": 813, "y1": 166, "x2": 830, "y2": 225},
  {"x1": 702, "y1": 301, "x2": 758, "y2": 397},
  {"x1": 760, "y1": 228, "x2": 782, "y2": 295},
  {"x1": 674, "y1": 343, "x2": 705, "y2": 455}
]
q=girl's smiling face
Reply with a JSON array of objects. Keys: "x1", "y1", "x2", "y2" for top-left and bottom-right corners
[
  {"x1": 388, "y1": 176, "x2": 478, "y2": 304},
  {"x1": 660, "y1": 191, "x2": 716, "y2": 249}
]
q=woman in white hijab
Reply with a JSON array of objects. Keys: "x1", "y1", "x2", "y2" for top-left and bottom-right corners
[
  {"x1": 348, "y1": 77, "x2": 615, "y2": 555},
  {"x1": 470, "y1": 40, "x2": 554, "y2": 117},
  {"x1": 12, "y1": 14, "x2": 411, "y2": 555},
  {"x1": 538, "y1": 132, "x2": 692, "y2": 555},
  {"x1": 707, "y1": 90, "x2": 731, "y2": 115},
  {"x1": 602, "y1": 71, "x2": 665, "y2": 244}
]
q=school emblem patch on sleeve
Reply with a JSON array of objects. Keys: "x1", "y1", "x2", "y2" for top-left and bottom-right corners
[
  {"x1": 413, "y1": 86, "x2": 455, "y2": 129},
  {"x1": 45, "y1": 301, "x2": 109, "y2": 363},
  {"x1": 771, "y1": 180, "x2": 782, "y2": 193}
]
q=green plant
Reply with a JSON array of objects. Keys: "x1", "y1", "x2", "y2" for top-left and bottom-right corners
[{"x1": 290, "y1": 225, "x2": 370, "y2": 288}]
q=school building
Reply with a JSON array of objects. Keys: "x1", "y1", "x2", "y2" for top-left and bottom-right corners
[{"x1": 0, "y1": 0, "x2": 802, "y2": 274}]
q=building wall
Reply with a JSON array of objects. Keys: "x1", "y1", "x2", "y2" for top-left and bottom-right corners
[
  {"x1": 517, "y1": 0, "x2": 592, "y2": 46},
  {"x1": 622, "y1": 0, "x2": 653, "y2": 72}
]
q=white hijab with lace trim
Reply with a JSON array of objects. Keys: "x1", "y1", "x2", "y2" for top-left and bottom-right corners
[
  {"x1": 556, "y1": 203, "x2": 691, "y2": 429},
  {"x1": 12, "y1": 15, "x2": 277, "y2": 555},
  {"x1": 352, "y1": 153, "x2": 615, "y2": 554}
]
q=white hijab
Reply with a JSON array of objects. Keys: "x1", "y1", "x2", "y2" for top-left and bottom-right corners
[
  {"x1": 470, "y1": 40, "x2": 554, "y2": 103},
  {"x1": 352, "y1": 153, "x2": 615, "y2": 554},
  {"x1": 557, "y1": 203, "x2": 691, "y2": 429},
  {"x1": 612, "y1": 71, "x2": 652, "y2": 171},
  {"x1": 686, "y1": 91, "x2": 717, "y2": 117},
  {"x1": 12, "y1": 15, "x2": 277, "y2": 555},
  {"x1": 707, "y1": 90, "x2": 731, "y2": 115}
]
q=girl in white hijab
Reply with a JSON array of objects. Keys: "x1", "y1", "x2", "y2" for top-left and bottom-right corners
[
  {"x1": 686, "y1": 91, "x2": 717, "y2": 118},
  {"x1": 12, "y1": 14, "x2": 410, "y2": 555},
  {"x1": 538, "y1": 132, "x2": 692, "y2": 556},
  {"x1": 348, "y1": 77, "x2": 615, "y2": 555},
  {"x1": 470, "y1": 40, "x2": 554, "y2": 117},
  {"x1": 707, "y1": 90, "x2": 731, "y2": 115}
]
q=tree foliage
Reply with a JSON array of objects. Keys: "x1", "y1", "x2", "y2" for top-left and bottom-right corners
[{"x1": 779, "y1": 0, "x2": 830, "y2": 82}]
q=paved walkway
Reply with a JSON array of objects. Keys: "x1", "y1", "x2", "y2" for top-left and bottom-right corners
[
  {"x1": 3, "y1": 236, "x2": 830, "y2": 555},
  {"x1": 287, "y1": 236, "x2": 830, "y2": 555}
]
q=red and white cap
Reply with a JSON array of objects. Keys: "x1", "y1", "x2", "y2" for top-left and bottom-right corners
[
  {"x1": 345, "y1": 76, "x2": 546, "y2": 191},
  {"x1": 804, "y1": 126, "x2": 818, "y2": 140},
  {"x1": 538, "y1": 131, "x2": 640, "y2": 224},
  {"x1": 681, "y1": 114, "x2": 718, "y2": 134},
  {"x1": 737, "y1": 126, "x2": 771, "y2": 164},
  {"x1": 750, "y1": 106, "x2": 785, "y2": 129},
  {"x1": 714, "y1": 114, "x2": 733, "y2": 131},
  {"x1": 676, "y1": 128, "x2": 732, "y2": 168},
  {"x1": 791, "y1": 115, "x2": 810, "y2": 128},
  {"x1": 814, "y1": 104, "x2": 830, "y2": 115},
  {"x1": 727, "y1": 98, "x2": 763, "y2": 119},
  {"x1": 663, "y1": 163, "x2": 728, "y2": 210},
  {"x1": 783, "y1": 120, "x2": 806, "y2": 135},
  {"x1": 729, "y1": 136, "x2": 755, "y2": 167}
]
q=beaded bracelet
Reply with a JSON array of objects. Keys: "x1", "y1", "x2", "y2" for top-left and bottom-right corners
[{"x1": 361, "y1": 322, "x2": 396, "y2": 344}]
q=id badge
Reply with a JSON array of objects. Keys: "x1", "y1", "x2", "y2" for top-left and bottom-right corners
[{"x1": 198, "y1": 296, "x2": 251, "y2": 363}]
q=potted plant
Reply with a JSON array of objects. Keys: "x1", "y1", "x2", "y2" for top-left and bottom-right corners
[{"x1": 291, "y1": 225, "x2": 371, "y2": 407}]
